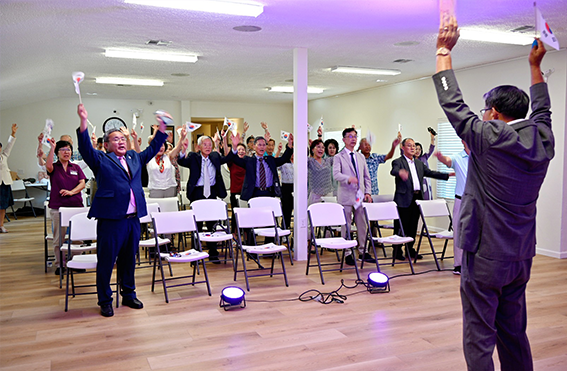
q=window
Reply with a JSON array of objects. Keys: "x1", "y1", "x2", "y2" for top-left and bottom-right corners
[{"x1": 436, "y1": 121, "x2": 463, "y2": 199}]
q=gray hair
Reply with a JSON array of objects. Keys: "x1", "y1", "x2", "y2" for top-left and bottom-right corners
[
  {"x1": 254, "y1": 136, "x2": 266, "y2": 145},
  {"x1": 103, "y1": 128, "x2": 122, "y2": 143},
  {"x1": 197, "y1": 135, "x2": 212, "y2": 146}
]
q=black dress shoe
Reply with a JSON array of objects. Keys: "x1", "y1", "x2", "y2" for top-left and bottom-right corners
[
  {"x1": 345, "y1": 255, "x2": 356, "y2": 266},
  {"x1": 209, "y1": 255, "x2": 221, "y2": 264},
  {"x1": 54, "y1": 267, "x2": 66, "y2": 275},
  {"x1": 408, "y1": 248, "x2": 423, "y2": 260},
  {"x1": 122, "y1": 297, "x2": 144, "y2": 309},
  {"x1": 100, "y1": 304, "x2": 114, "y2": 317},
  {"x1": 359, "y1": 253, "x2": 377, "y2": 263}
]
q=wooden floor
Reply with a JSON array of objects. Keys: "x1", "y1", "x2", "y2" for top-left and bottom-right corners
[{"x1": 1, "y1": 215, "x2": 567, "y2": 371}]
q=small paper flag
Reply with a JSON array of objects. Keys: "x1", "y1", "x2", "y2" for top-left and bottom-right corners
[
  {"x1": 132, "y1": 113, "x2": 137, "y2": 129},
  {"x1": 42, "y1": 119, "x2": 54, "y2": 145},
  {"x1": 223, "y1": 117, "x2": 237, "y2": 135},
  {"x1": 535, "y1": 5, "x2": 560, "y2": 50},
  {"x1": 366, "y1": 130, "x2": 376, "y2": 146},
  {"x1": 280, "y1": 130, "x2": 290, "y2": 142},
  {"x1": 185, "y1": 121, "x2": 201, "y2": 132},
  {"x1": 398, "y1": 124, "x2": 402, "y2": 132},
  {"x1": 154, "y1": 110, "x2": 173, "y2": 126},
  {"x1": 72, "y1": 71, "x2": 85, "y2": 104},
  {"x1": 307, "y1": 123, "x2": 313, "y2": 132}
]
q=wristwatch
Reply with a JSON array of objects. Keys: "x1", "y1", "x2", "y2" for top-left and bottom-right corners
[{"x1": 436, "y1": 47, "x2": 451, "y2": 56}]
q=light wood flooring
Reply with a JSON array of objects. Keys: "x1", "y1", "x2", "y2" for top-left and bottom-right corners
[{"x1": 1, "y1": 215, "x2": 567, "y2": 371}]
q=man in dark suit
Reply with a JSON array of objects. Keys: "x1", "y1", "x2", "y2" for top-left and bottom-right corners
[
  {"x1": 230, "y1": 134, "x2": 293, "y2": 202},
  {"x1": 177, "y1": 130, "x2": 238, "y2": 263},
  {"x1": 434, "y1": 17, "x2": 554, "y2": 371},
  {"x1": 390, "y1": 138, "x2": 449, "y2": 260},
  {"x1": 77, "y1": 104, "x2": 168, "y2": 317}
]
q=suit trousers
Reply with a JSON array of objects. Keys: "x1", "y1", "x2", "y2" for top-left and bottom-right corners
[
  {"x1": 342, "y1": 205, "x2": 367, "y2": 256},
  {"x1": 280, "y1": 183, "x2": 294, "y2": 229},
  {"x1": 394, "y1": 193, "x2": 421, "y2": 254},
  {"x1": 461, "y1": 251, "x2": 533, "y2": 371},
  {"x1": 96, "y1": 217, "x2": 141, "y2": 306},
  {"x1": 453, "y1": 197, "x2": 463, "y2": 267}
]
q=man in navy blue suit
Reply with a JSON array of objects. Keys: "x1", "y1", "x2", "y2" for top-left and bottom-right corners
[{"x1": 77, "y1": 104, "x2": 168, "y2": 317}]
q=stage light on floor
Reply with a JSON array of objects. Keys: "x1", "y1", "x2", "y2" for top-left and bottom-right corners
[
  {"x1": 219, "y1": 286, "x2": 246, "y2": 310},
  {"x1": 367, "y1": 272, "x2": 390, "y2": 293}
]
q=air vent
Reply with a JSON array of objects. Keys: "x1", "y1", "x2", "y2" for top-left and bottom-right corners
[
  {"x1": 146, "y1": 40, "x2": 172, "y2": 46},
  {"x1": 233, "y1": 25, "x2": 262, "y2": 32},
  {"x1": 393, "y1": 59, "x2": 413, "y2": 64},
  {"x1": 394, "y1": 41, "x2": 420, "y2": 47},
  {"x1": 510, "y1": 25, "x2": 535, "y2": 33}
]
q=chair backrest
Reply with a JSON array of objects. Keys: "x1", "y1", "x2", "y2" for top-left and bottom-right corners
[
  {"x1": 307, "y1": 202, "x2": 347, "y2": 227},
  {"x1": 11, "y1": 179, "x2": 26, "y2": 192},
  {"x1": 191, "y1": 199, "x2": 228, "y2": 222},
  {"x1": 68, "y1": 212, "x2": 97, "y2": 241},
  {"x1": 320, "y1": 196, "x2": 337, "y2": 203},
  {"x1": 363, "y1": 201, "x2": 400, "y2": 222},
  {"x1": 371, "y1": 194, "x2": 394, "y2": 203},
  {"x1": 234, "y1": 207, "x2": 276, "y2": 229},
  {"x1": 248, "y1": 197, "x2": 283, "y2": 218},
  {"x1": 152, "y1": 210, "x2": 198, "y2": 235},
  {"x1": 146, "y1": 197, "x2": 179, "y2": 213},
  {"x1": 139, "y1": 203, "x2": 160, "y2": 224},
  {"x1": 416, "y1": 200, "x2": 450, "y2": 218},
  {"x1": 59, "y1": 206, "x2": 90, "y2": 227}
]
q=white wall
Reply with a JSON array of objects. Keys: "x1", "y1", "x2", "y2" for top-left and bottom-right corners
[{"x1": 309, "y1": 49, "x2": 567, "y2": 259}]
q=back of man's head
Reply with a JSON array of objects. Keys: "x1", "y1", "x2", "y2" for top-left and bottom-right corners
[{"x1": 483, "y1": 85, "x2": 530, "y2": 120}]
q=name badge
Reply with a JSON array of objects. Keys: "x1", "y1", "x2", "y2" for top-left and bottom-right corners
[{"x1": 70, "y1": 170, "x2": 78, "y2": 176}]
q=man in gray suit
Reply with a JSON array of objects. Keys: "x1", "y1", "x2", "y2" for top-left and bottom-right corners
[
  {"x1": 333, "y1": 127, "x2": 374, "y2": 266},
  {"x1": 434, "y1": 16, "x2": 554, "y2": 371}
]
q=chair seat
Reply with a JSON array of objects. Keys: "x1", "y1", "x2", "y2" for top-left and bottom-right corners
[
  {"x1": 242, "y1": 243, "x2": 287, "y2": 254},
  {"x1": 46, "y1": 233, "x2": 69, "y2": 241},
  {"x1": 61, "y1": 243, "x2": 97, "y2": 253},
  {"x1": 140, "y1": 236, "x2": 171, "y2": 248},
  {"x1": 160, "y1": 249, "x2": 209, "y2": 262},
  {"x1": 378, "y1": 223, "x2": 394, "y2": 229},
  {"x1": 67, "y1": 254, "x2": 97, "y2": 270},
  {"x1": 14, "y1": 197, "x2": 34, "y2": 202},
  {"x1": 254, "y1": 227, "x2": 291, "y2": 238},
  {"x1": 199, "y1": 231, "x2": 233, "y2": 242},
  {"x1": 431, "y1": 230, "x2": 453, "y2": 239},
  {"x1": 315, "y1": 237, "x2": 357, "y2": 249},
  {"x1": 374, "y1": 235, "x2": 414, "y2": 244}
]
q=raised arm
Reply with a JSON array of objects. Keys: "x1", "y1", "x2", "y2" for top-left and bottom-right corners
[
  {"x1": 45, "y1": 139, "x2": 56, "y2": 173},
  {"x1": 384, "y1": 132, "x2": 402, "y2": 161},
  {"x1": 529, "y1": 39, "x2": 546, "y2": 86},
  {"x1": 435, "y1": 14, "x2": 459, "y2": 73},
  {"x1": 434, "y1": 151, "x2": 452, "y2": 168},
  {"x1": 130, "y1": 128, "x2": 141, "y2": 153}
]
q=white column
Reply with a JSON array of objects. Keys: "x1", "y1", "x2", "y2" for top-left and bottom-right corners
[{"x1": 293, "y1": 48, "x2": 308, "y2": 261}]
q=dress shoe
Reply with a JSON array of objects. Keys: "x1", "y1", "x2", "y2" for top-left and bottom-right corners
[
  {"x1": 209, "y1": 255, "x2": 221, "y2": 264},
  {"x1": 393, "y1": 248, "x2": 405, "y2": 261},
  {"x1": 72, "y1": 268, "x2": 86, "y2": 273},
  {"x1": 122, "y1": 297, "x2": 144, "y2": 309},
  {"x1": 54, "y1": 267, "x2": 66, "y2": 275},
  {"x1": 408, "y1": 248, "x2": 423, "y2": 260},
  {"x1": 359, "y1": 253, "x2": 376, "y2": 263},
  {"x1": 100, "y1": 304, "x2": 114, "y2": 317},
  {"x1": 345, "y1": 255, "x2": 356, "y2": 266},
  {"x1": 453, "y1": 266, "x2": 461, "y2": 275}
]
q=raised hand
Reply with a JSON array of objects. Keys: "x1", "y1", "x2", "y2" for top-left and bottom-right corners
[
  {"x1": 38, "y1": 132, "x2": 44, "y2": 143},
  {"x1": 120, "y1": 126, "x2": 131, "y2": 137},
  {"x1": 231, "y1": 132, "x2": 241, "y2": 148},
  {"x1": 317, "y1": 126, "x2": 323, "y2": 137},
  {"x1": 288, "y1": 133, "x2": 294, "y2": 148},
  {"x1": 260, "y1": 121, "x2": 268, "y2": 130},
  {"x1": 437, "y1": 14, "x2": 459, "y2": 51},
  {"x1": 243, "y1": 121, "x2": 249, "y2": 133},
  {"x1": 11, "y1": 123, "x2": 18, "y2": 136}
]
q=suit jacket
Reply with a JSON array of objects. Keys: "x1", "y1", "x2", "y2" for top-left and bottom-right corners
[
  {"x1": 0, "y1": 135, "x2": 15, "y2": 185},
  {"x1": 229, "y1": 145, "x2": 293, "y2": 201},
  {"x1": 333, "y1": 148, "x2": 371, "y2": 206},
  {"x1": 390, "y1": 155, "x2": 449, "y2": 208},
  {"x1": 77, "y1": 128, "x2": 167, "y2": 220},
  {"x1": 177, "y1": 151, "x2": 229, "y2": 200},
  {"x1": 433, "y1": 69, "x2": 554, "y2": 261}
]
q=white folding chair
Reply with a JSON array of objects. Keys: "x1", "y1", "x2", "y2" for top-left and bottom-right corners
[
  {"x1": 10, "y1": 179, "x2": 36, "y2": 218},
  {"x1": 306, "y1": 203, "x2": 360, "y2": 285},
  {"x1": 151, "y1": 210, "x2": 211, "y2": 303},
  {"x1": 64, "y1": 212, "x2": 117, "y2": 312},
  {"x1": 234, "y1": 207, "x2": 289, "y2": 291},
  {"x1": 362, "y1": 202, "x2": 415, "y2": 274},
  {"x1": 146, "y1": 196, "x2": 180, "y2": 246},
  {"x1": 415, "y1": 199, "x2": 453, "y2": 270},
  {"x1": 138, "y1": 203, "x2": 172, "y2": 274},
  {"x1": 191, "y1": 199, "x2": 235, "y2": 267},
  {"x1": 248, "y1": 197, "x2": 293, "y2": 265},
  {"x1": 43, "y1": 201, "x2": 57, "y2": 272},
  {"x1": 58, "y1": 207, "x2": 95, "y2": 287}
]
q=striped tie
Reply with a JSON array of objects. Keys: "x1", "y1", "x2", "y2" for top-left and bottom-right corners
[{"x1": 259, "y1": 157, "x2": 266, "y2": 189}]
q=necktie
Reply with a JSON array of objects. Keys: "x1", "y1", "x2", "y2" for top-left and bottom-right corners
[
  {"x1": 350, "y1": 152, "x2": 358, "y2": 179},
  {"x1": 119, "y1": 156, "x2": 130, "y2": 177},
  {"x1": 203, "y1": 157, "x2": 211, "y2": 198},
  {"x1": 119, "y1": 156, "x2": 137, "y2": 213},
  {"x1": 259, "y1": 157, "x2": 266, "y2": 189}
]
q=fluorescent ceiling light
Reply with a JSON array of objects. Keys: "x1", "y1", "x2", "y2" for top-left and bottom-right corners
[
  {"x1": 105, "y1": 48, "x2": 198, "y2": 63},
  {"x1": 96, "y1": 77, "x2": 164, "y2": 86},
  {"x1": 331, "y1": 66, "x2": 401, "y2": 76},
  {"x1": 459, "y1": 28, "x2": 533, "y2": 45},
  {"x1": 124, "y1": 0, "x2": 264, "y2": 17},
  {"x1": 268, "y1": 86, "x2": 324, "y2": 94}
]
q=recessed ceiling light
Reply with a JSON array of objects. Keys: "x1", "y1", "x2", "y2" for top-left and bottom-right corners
[
  {"x1": 86, "y1": 92, "x2": 98, "y2": 96},
  {"x1": 233, "y1": 25, "x2": 262, "y2": 32},
  {"x1": 125, "y1": 0, "x2": 264, "y2": 17},
  {"x1": 95, "y1": 77, "x2": 164, "y2": 86},
  {"x1": 146, "y1": 39, "x2": 172, "y2": 46},
  {"x1": 331, "y1": 66, "x2": 401, "y2": 76},
  {"x1": 459, "y1": 28, "x2": 533, "y2": 45},
  {"x1": 171, "y1": 73, "x2": 190, "y2": 77},
  {"x1": 393, "y1": 59, "x2": 413, "y2": 64},
  {"x1": 376, "y1": 80, "x2": 387, "y2": 83},
  {"x1": 394, "y1": 41, "x2": 419, "y2": 46},
  {"x1": 105, "y1": 48, "x2": 198, "y2": 63},
  {"x1": 268, "y1": 86, "x2": 324, "y2": 94}
]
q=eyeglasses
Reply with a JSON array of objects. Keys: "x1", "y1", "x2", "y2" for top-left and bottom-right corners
[
  {"x1": 345, "y1": 135, "x2": 358, "y2": 140},
  {"x1": 59, "y1": 148, "x2": 72, "y2": 152},
  {"x1": 110, "y1": 137, "x2": 128, "y2": 143},
  {"x1": 480, "y1": 108, "x2": 491, "y2": 115}
]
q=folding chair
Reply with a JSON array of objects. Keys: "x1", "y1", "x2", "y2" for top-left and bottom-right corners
[
  {"x1": 137, "y1": 203, "x2": 172, "y2": 274},
  {"x1": 306, "y1": 203, "x2": 360, "y2": 285},
  {"x1": 362, "y1": 202, "x2": 415, "y2": 274},
  {"x1": 191, "y1": 199, "x2": 235, "y2": 267},
  {"x1": 233, "y1": 207, "x2": 289, "y2": 291},
  {"x1": 64, "y1": 212, "x2": 117, "y2": 312},
  {"x1": 248, "y1": 197, "x2": 293, "y2": 265},
  {"x1": 44, "y1": 201, "x2": 56, "y2": 272},
  {"x1": 10, "y1": 179, "x2": 36, "y2": 219},
  {"x1": 58, "y1": 206, "x2": 95, "y2": 288},
  {"x1": 415, "y1": 199, "x2": 453, "y2": 270},
  {"x1": 146, "y1": 196, "x2": 180, "y2": 247},
  {"x1": 151, "y1": 210, "x2": 211, "y2": 303}
]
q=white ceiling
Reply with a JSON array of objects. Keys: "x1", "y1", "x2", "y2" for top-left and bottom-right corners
[{"x1": 1, "y1": 0, "x2": 566, "y2": 111}]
